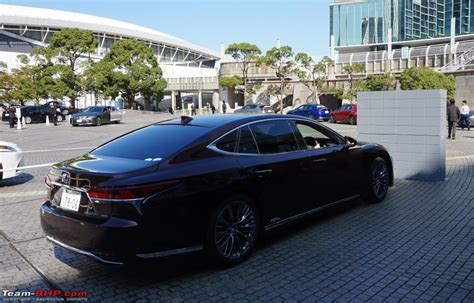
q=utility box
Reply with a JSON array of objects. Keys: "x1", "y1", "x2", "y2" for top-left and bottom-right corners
[{"x1": 357, "y1": 90, "x2": 446, "y2": 182}]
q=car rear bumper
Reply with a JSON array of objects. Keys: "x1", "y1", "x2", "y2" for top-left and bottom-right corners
[{"x1": 40, "y1": 201, "x2": 140, "y2": 264}]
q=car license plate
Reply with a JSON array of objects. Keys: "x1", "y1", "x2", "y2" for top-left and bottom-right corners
[
  {"x1": 77, "y1": 119, "x2": 82, "y2": 123},
  {"x1": 60, "y1": 190, "x2": 81, "y2": 212}
]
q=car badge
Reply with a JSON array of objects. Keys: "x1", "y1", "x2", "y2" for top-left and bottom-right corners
[{"x1": 61, "y1": 172, "x2": 71, "y2": 185}]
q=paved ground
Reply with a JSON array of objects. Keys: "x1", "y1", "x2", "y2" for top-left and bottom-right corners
[{"x1": 0, "y1": 111, "x2": 473, "y2": 302}]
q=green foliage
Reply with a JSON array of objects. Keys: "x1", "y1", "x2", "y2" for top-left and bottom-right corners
[
  {"x1": 364, "y1": 73, "x2": 395, "y2": 91},
  {"x1": 399, "y1": 67, "x2": 455, "y2": 99},
  {"x1": 102, "y1": 39, "x2": 167, "y2": 108},
  {"x1": 294, "y1": 54, "x2": 334, "y2": 101},
  {"x1": 0, "y1": 61, "x2": 7, "y2": 71},
  {"x1": 219, "y1": 75, "x2": 243, "y2": 89}
]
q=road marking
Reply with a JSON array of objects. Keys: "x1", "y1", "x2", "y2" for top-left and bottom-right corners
[
  {"x1": 0, "y1": 190, "x2": 44, "y2": 198},
  {"x1": 447, "y1": 155, "x2": 474, "y2": 161},
  {"x1": 0, "y1": 163, "x2": 55, "y2": 172},
  {"x1": 23, "y1": 146, "x2": 94, "y2": 153}
]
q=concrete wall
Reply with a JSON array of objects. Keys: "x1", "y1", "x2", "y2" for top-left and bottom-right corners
[
  {"x1": 357, "y1": 90, "x2": 446, "y2": 182},
  {"x1": 455, "y1": 74, "x2": 474, "y2": 108}
]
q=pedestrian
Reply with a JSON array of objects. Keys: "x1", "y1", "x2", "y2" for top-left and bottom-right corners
[
  {"x1": 168, "y1": 106, "x2": 174, "y2": 115},
  {"x1": 49, "y1": 102, "x2": 58, "y2": 126},
  {"x1": 191, "y1": 103, "x2": 197, "y2": 116},
  {"x1": 222, "y1": 100, "x2": 227, "y2": 114},
  {"x1": 460, "y1": 100, "x2": 470, "y2": 131},
  {"x1": 447, "y1": 99, "x2": 460, "y2": 140},
  {"x1": 8, "y1": 104, "x2": 15, "y2": 128},
  {"x1": 210, "y1": 104, "x2": 216, "y2": 114}
]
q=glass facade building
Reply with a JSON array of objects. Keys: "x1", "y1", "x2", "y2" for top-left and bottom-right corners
[{"x1": 330, "y1": 0, "x2": 474, "y2": 49}]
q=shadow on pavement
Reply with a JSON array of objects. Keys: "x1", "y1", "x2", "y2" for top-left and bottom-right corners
[{"x1": 0, "y1": 173, "x2": 34, "y2": 187}]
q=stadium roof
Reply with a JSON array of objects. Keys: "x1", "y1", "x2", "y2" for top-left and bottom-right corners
[{"x1": 0, "y1": 4, "x2": 219, "y2": 59}]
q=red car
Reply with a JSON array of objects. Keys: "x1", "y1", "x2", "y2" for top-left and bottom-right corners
[{"x1": 329, "y1": 104, "x2": 357, "y2": 125}]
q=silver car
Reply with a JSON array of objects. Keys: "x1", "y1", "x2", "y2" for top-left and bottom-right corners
[{"x1": 234, "y1": 104, "x2": 274, "y2": 114}]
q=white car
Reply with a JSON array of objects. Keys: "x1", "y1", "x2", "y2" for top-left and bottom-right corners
[{"x1": 0, "y1": 141, "x2": 23, "y2": 180}]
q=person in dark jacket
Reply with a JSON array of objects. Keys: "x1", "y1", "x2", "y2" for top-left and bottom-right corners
[
  {"x1": 447, "y1": 99, "x2": 460, "y2": 140},
  {"x1": 210, "y1": 104, "x2": 216, "y2": 114},
  {"x1": 222, "y1": 100, "x2": 227, "y2": 114},
  {"x1": 8, "y1": 104, "x2": 15, "y2": 128},
  {"x1": 49, "y1": 102, "x2": 58, "y2": 126}
]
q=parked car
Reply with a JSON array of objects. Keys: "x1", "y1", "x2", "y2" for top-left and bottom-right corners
[
  {"x1": 1, "y1": 105, "x2": 65, "y2": 124},
  {"x1": 457, "y1": 110, "x2": 474, "y2": 129},
  {"x1": 41, "y1": 114, "x2": 393, "y2": 266},
  {"x1": 42, "y1": 101, "x2": 78, "y2": 116},
  {"x1": 70, "y1": 106, "x2": 122, "y2": 126},
  {"x1": 287, "y1": 104, "x2": 330, "y2": 121},
  {"x1": 0, "y1": 141, "x2": 23, "y2": 181},
  {"x1": 330, "y1": 104, "x2": 358, "y2": 125},
  {"x1": 234, "y1": 104, "x2": 274, "y2": 114}
]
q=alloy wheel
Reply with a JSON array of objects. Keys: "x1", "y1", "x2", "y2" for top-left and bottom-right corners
[
  {"x1": 372, "y1": 162, "x2": 388, "y2": 199},
  {"x1": 214, "y1": 200, "x2": 257, "y2": 260}
]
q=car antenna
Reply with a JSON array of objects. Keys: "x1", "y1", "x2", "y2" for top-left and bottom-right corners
[{"x1": 180, "y1": 116, "x2": 193, "y2": 125}]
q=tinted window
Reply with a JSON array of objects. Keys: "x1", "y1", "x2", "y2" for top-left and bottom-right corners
[
  {"x1": 215, "y1": 130, "x2": 238, "y2": 153},
  {"x1": 84, "y1": 107, "x2": 104, "y2": 113},
  {"x1": 249, "y1": 120, "x2": 299, "y2": 154},
  {"x1": 237, "y1": 126, "x2": 259, "y2": 154},
  {"x1": 92, "y1": 125, "x2": 208, "y2": 160}
]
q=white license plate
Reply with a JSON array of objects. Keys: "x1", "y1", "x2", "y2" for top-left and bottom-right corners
[
  {"x1": 60, "y1": 190, "x2": 81, "y2": 212},
  {"x1": 77, "y1": 119, "x2": 82, "y2": 123}
]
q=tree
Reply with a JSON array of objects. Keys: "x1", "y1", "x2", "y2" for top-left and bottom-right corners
[
  {"x1": 102, "y1": 39, "x2": 167, "y2": 109},
  {"x1": 364, "y1": 73, "x2": 395, "y2": 91},
  {"x1": 343, "y1": 63, "x2": 365, "y2": 89},
  {"x1": 43, "y1": 28, "x2": 97, "y2": 107},
  {"x1": 399, "y1": 67, "x2": 456, "y2": 99},
  {"x1": 219, "y1": 75, "x2": 244, "y2": 90},
  {"x1": 294, "y1": 54, "x2": 334, "y2": 102},
  {"x1": 225, "y1": 42, "x2": 261, "y2": 104},
  {"x1": 258, "y1": 45, "x2": 294, "y2": 113}
]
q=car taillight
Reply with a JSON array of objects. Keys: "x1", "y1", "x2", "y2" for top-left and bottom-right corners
[
  {"x1": 45, "y1": 175, "x2": 52, "y2": 188},
  {"x1": 87, "y1": 180, "x2": 180, "y2": 200}
]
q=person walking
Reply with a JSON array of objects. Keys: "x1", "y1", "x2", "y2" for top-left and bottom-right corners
[
  {"x1": 168, "y1": 106, "x2": 174, "y2": 115},
  {"x1": 49, "y1": 102, "x2": 58, "y2": 126},
  {"x1": 460, "y1": 100, "x2": 470, "y2": 131},
  {"x1": 191, "y1": 103, "x2": 197, "y2": 116},
  {"x1": 8, "y1": 104, "x2": 15, "y2": 128},
  {"x1": 210, "y1": 104, "x2": 216, "y2": 114},
  {"x1": 222, "y1": 100, "x2": 227, "y2": 114},
  {"x1": 447, "y1": 99, "x2": 460, "y2": 140}
]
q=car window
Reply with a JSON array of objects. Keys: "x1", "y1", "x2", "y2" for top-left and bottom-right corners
[
  {"x1": 92, "y1": 124, "x2": 209, "y2": 161},
  {"x1": 294, "y1": 121, "x2": 342, "y2": 149},
  {"x1": 346, "y1": 105, "x2": 352, "y2": 110},
  {"x1": 237, "y1": 126, "x2": 259, "y2": 154},
  {"x1": 249, "y1": 120, "x2": 299, "y2": 154},
  {"x1": 214, "y1": 130, "x2": 238, "y2": 153}
]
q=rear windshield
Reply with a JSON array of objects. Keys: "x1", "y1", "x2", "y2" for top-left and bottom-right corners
[{"x1": 91, "y1": 124, "x2": 209, "y2": 161}]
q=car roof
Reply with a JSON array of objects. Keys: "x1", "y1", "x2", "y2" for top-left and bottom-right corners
[{"x1": 161, "y1": 114, "x2": 290, "y2": 128}]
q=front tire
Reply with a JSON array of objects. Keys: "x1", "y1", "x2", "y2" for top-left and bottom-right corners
[
  {"x1": 205, "y1": 196, "x2": 259, "y2": 267},
  {"x1": 349, "y1": 115, "x2": 356, "y2": 125},
  {"x1": 96, "y1": 117, "x2": 102, "y2": 126},
  {"x1": 363, "y1": 157, "x2": 389, "y2": 204}
]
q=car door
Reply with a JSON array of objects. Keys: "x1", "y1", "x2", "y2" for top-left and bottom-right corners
[
  {"x1": 236, "y1": 119, "x2": 314, "y2": 226},
  {"x1": 342, "y1": 105, "x2": 353, "y2": 123},
  {"x1": 110, "y1": 107, "x2": 121, "y2": 122},
  {"x1": 102, "y1": 107, "x2": 111, "y2": 122},
  {"x1": 293, "y1": 120, "x2": 359, "y2": 205}
]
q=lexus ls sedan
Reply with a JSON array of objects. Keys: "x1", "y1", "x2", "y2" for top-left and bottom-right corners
[
  {"x1": 0, "y1": 141, "x2": 23, "y2": 180},
  {"x1": 40, "y1": 114, "x2": 393, "y2": 266}
]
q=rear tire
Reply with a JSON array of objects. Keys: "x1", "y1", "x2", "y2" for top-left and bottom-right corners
[
  {"x1": 25, "y1": 116, "x2": 32, "y2": 124},
  {"x1": 363, "y1": 157, "x2": 389, "y2": 204},
  {"x1": 205, "y1": 195, "x2": 259, "y2": 267},
  {"x1": 307, "y1": 114, "x2": 315, "y2": 120},
  {"x1": 56, "y1": 115, "x2": 63, "y2": 123},
  {"x1": 349, "y1": 115, "x2": 356, "y2": 125}
]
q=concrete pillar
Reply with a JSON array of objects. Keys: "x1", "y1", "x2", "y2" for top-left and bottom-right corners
[
  {"x1": 198, "y1": 90, "x2": 203, "y2": 115},
  {"x1": 212, "y1": 91, "x2": 219, "y2": 107},
  {"x1": 171, "y1": 91, "x2": 176, "y2": 111}
]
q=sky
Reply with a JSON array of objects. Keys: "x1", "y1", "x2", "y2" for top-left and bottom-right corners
[{"x1": 0, "y1": 0, "x2": 332, "y2": 57}]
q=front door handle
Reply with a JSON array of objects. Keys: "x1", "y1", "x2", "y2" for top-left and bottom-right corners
[
  {"x1": 312, "y1": 159, "x2": 327, "y2": 163},
  {"x1": 254, "y1": 169, "x2": 273, "y2": 175}
]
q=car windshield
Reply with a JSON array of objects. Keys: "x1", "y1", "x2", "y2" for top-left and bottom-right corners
[
  {"x1": 91, "y1": 124, "x2": 209, "y2": 161},
  {"x1": 83, "y1": 107, "x2": 104, "y2": 113}
]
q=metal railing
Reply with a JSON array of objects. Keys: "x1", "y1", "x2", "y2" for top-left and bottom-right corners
[{"x1": 438, "y1": 47, "x2": 474, "y2": 72}]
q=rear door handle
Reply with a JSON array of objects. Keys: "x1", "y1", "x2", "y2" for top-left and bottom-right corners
[
  {"x1": 312, "y1": 159, "x2": 327, "y2": 163},
  {"x1": 254, "y1": 169, "x2": 273, "y2": 175}
]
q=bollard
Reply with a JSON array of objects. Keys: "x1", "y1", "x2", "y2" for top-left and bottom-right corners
[
  {"x1": 16, "y1": 117, "x2": 22, "y2": 130},
  {"x1": 46, "y1": 115, "x2": 50, "y2": 126},
  {"x1": 66, "y1": 115, "x2": 70, "y2": 125},
  {"x1": 22, "y1": 116, "x2": 27, "y2": 128}
]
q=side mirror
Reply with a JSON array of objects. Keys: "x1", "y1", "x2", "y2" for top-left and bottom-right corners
[{"x1": 344, "y1": 136, "x2": 357, "y2": 148}]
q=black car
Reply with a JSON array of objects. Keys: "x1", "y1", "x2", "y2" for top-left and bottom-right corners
[
  {"x1": 70, "y1": 106, "x2": 122, "y2": 126},
  {"x1": 43, "y1": 101, "x2": 77, "y2": 116},
  {"x1": 1, "y1": 105, "x2": 65, "y2": 124},
  {"x1": 40, "y1": 114, "x2": 393, "y2": 266}
]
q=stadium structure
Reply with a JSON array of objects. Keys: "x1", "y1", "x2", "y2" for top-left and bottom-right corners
[{"x1": 0, "y1": 4, "x2": 220, "y2": 110}]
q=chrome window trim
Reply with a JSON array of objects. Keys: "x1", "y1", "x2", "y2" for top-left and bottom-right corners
[
  {"x1": 207, "y1": 117, "x2": 345, "y2": 156},
  {"x1": 136, "y1": 245, "x2": 203, "y2": 259}
]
